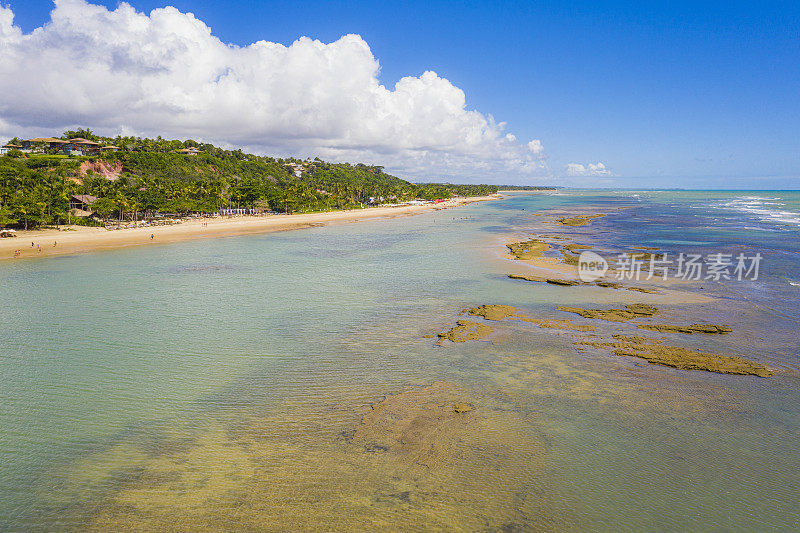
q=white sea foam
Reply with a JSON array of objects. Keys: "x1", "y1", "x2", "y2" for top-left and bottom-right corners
[{"x1": 711, "y1": 196, "x2": 800, "y2": 226}]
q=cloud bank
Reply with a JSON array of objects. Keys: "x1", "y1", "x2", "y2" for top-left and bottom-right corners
[
  {"x1": 0, "y1": 0, "x2": 551, "y2": 182},
  {"x1": 565, "y1": 162, "x2": 612, "y2": 176}
]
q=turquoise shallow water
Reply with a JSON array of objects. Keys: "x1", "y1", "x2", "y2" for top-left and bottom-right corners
[{"x1": 1, "y1": 190, "x2": 799, "y2": 530}]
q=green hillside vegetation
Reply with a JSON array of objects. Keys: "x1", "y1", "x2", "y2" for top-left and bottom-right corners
[{"x1": 0, "y1": 131, "x2": 498, "y2": 228}]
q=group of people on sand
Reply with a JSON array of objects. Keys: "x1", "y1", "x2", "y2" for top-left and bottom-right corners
[
  {"x1": 13, "y1": 241, "x2": 56, "y2": 258},
  {"x1": 12, "y1": 235, "x2": 160, "y2": 258}
]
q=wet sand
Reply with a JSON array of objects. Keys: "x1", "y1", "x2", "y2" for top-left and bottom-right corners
[{"x1": 0, "y1": 195, "x2": 499, "y2": 262}]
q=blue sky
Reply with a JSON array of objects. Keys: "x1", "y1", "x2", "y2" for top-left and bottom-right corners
[{"x1": 3, "y1": 0, "x2": 799, "y2": 188}]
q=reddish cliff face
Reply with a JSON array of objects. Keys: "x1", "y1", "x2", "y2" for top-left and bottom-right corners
[{"x1": 77, "y1": 160, "x2": 123, "y2": 181}]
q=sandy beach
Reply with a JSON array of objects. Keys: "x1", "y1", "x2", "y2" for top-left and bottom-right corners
[{"x1": 0, "y1": 195, "x2": 499, "y2": 261}]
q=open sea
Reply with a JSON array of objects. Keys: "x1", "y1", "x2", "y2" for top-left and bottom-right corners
[{"x1": 1, "y1": 190, "x2": 798, "y2": 531}]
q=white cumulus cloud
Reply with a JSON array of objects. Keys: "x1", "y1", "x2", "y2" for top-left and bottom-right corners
[
  {"x1": 0, "y1": 0, "x2": 551, "y2": 182},
  {"x1": 565, "y1": 162, "x2": 612, "y2": 176},
  {"x1": 527, "y1": 140, "x2": 544, "y2": 155}
]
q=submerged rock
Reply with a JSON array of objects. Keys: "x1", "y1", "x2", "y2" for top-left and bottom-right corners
[
  {"x1": 437, "y1": 320, "x2": 493, "y2": 343},
  {"x1": 558, "y1": 304, "x2": 658, "y2": 322},
  {"x1": 453, "y1": 403, "x2": 473, "y2": 413},
  {"x1": 638, "y1": 324, "x2": 732, "y2": 334},
  {"x1": 625, "y1": 251, "x2": 663, "y2": 262},
  {"x1": 533, "y1": 234, "x2": 570, "y2": 240},
  {"x1": 347, "y1": 381, "x2": 547, "y2": 527},
  {"x1": 575, "y1": 334, "x2": 771, "y2": 377},
  {"x1": 506, "y1": 239, "x2": 551, "y2": 259},
  {"x1": 85, "y1": 382, "x2": 549, "y2": 531},
  {"x1": 352, "y1": 381, "x2": 544, "y2": 462},
  {"x1": 520, "y1": 318, "x2": 596, "y2": 331}
]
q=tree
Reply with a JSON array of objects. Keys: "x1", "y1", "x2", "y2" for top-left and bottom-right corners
[
  {"x1": 91, "y1": 197, "x2": 116, "y2": 220},
  {"x1": 63, "y1": 128, "x2": 98, "y2": 141},
  {"x1": 0, "y1": 204, "x2": 17, "y2": 227}
]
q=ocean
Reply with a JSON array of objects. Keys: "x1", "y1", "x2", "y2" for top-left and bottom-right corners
[{"x1": 1, "y1": 190, "x2": 798, "y2": 530}]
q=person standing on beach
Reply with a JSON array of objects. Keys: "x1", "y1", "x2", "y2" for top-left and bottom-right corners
[{"x1": 151, "y1": 234, "x2": 154, "y2": 240}]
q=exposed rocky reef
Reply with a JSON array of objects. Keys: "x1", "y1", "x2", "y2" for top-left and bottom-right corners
[
  {"x1": 594, "y1": 280, "x2": 621, "y2": 288},
  {"x1": 465, "y1": 304, "x2": 522, "y2": 321},
  {"x1": 595, "y1": 281, "x2": 659, "y2": 293},
  {"x1": 576, "y1": 334, "x2": 771, "y2": 377},
  {"x1": 559, "y1": 249, "x2": 580, "y2": 265},
  {"x1": 558, "y1": 304, "x2": 658, "y2": 322},
  {"x1": 545, "y1": 278, "x2": 581, "y2": 286},
  {"x1": 463, "y1": 304, "x2": 595, "y2": 331},
  {"x1": 437, "y1": 320, "x2": 493, "y2": 343},
  {"x1": 506, "y1": 239, "x2": 551, "y2": 259},
  {"x1": 508, "y1": 274, "x2": 579, "y2": 286},
  {"x1": 507, "y1": 274, "x2": 659, "y2": 293},
  {"x1": 563, "y1": 243, "x2": 593, "y2": 252},
  {"x1": 623, "y1": 286, "x2": 660, "y2": 294},
  {"x1": 555, "y1": 214, "x2": 606, "y2": 226}
]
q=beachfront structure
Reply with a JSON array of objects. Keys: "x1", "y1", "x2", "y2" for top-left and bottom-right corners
[
  {"x1": 69, "y1": 194, "x2": 98, "y2": 214},
  {"x1": 68, "y1": 138, "x2": 102, "y2": 155},
  {"x1": 1, "y1": 143, "x2": 21, "y2": 155},
  {"x1": 20, "y1": 137, "x2": 71, "y2": 152},
  {"x1": 12, "y1": 134, "x2": 209, "y2": 157},
  {"x1": 20, "y1": 137, "x2": 103, "y2": 155},
  {"x1": 285, "y1": 162, "x2": 305, "y2": 177},
  {"x1": 172, "y1": 147, "x2": 202, "y2": 155}
]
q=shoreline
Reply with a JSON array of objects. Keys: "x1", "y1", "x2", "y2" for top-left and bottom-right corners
[{"x1": 0, "y1": 195, "x2": 500, "y2": 262}]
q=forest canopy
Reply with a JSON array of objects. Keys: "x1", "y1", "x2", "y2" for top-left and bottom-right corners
[{"x1": 0, "y1": 132, "x2": 501, "y2": 228}]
